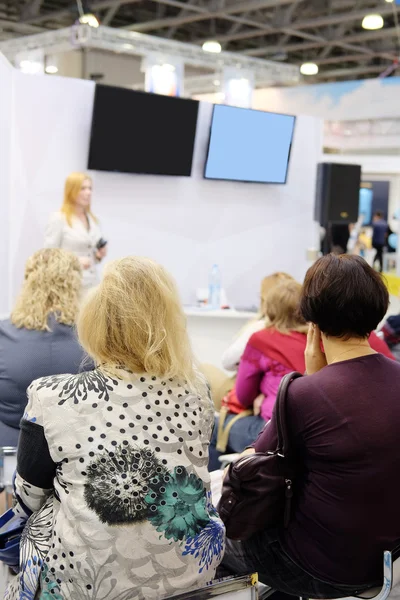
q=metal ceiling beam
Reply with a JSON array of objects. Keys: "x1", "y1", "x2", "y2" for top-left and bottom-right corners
[
  {"x1": 22, "y1": 0, "x2": 142, "y2": 25},
  {"x1": 278, "y1": 28, "x2": 395, "y2": 61},
  {"x1": 308, "y1": 53, "x2": 375, "y2": 66},
  {"x1": 244, "y1": 27, "x2": 400, "y2": 58},
  {"x1": 194, "y1": 4, "x2": 400, "y2": 45},
  {"x1": 127, "y1": 0, "x2": 300, "y2": 32},
  {"x1": 317, "y1": 64, "x2": 398, "y2": 80},
  {"x1": 21, "y1": 0, "x2": 44, "y2": 20},
  {"x1": 129, "y1": 0, "x2": 395, "y2": 62},
  {"x1": 166, "y1": 0, "x2": 200, "y2": 39},
  {"x1": 102, "y1": 2, "x2": 121, "y2": 26},
  {"x1": 318, "y1": 0, "x2": 365, "y2": 60},
  {"x1": 0, "y1": 18, "x2": 47, "y2": 34},
  {"x1": 0, "y1": 24, "x2": 299, "y2": 85}
]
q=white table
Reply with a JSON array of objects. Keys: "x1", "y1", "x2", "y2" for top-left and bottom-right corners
[{"x1": 184, "y1": 308, "x2": 255, "y2": 371}]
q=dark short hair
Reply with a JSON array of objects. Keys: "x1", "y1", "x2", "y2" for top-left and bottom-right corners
[
  {"x1": 300, "y1": 254, "x2": 389, "y2": 338},
  {"x1": 374, "y1": 211, "x2": 383, "y2": 218}
]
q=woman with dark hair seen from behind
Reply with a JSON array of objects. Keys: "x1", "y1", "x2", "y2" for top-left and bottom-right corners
[
  {"x1": 0, "y1": 248, "x2": 93, "y2": 447},
  {"x1": 222, "y1": 254, "x2": 400, "y2": 598}
]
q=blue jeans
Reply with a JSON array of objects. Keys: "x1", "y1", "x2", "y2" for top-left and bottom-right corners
[{"x1": 208, "y1": 413, "x2": 266, "y2": 471}]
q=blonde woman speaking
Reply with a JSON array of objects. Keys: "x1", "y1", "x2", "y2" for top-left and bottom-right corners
[{"x1": 44, "y1": 172, "x2": 107, "y2": 292}]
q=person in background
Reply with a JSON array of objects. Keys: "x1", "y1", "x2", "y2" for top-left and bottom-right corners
[
  {"x1": 221, "y1": 272, "x2": 293, "y2": 372},
  {"x1": 44, "y1": 172, "x2": 107, "y2": 293},
  {"x1": 222, "y1": 254, "x2": 400, "y2": 598},
  {"x1": 0, "y1": 249, "x2": 93, "y2": 447},
  {"x1": 8, "y1": 257, "x2": 224, "y2": 600},
  {"x1": 330, "y1": 223, "x2": 350, "y2": 255},
  {"x1": 372, "y1": 211, "x2": 388, "y2": 272},
  {"x1": 209, "y1": 280, "x2": 307, "y2": 471},
  {"x1": 369, "y1": 329, "x2": 395, "y2": 359},
  {"x1": 381, "y1": 313, "x2": 400, "y2": 360}
]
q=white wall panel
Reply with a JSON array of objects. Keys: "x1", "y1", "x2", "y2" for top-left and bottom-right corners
[{"x1": 5, "y1": 69, "x2": 322, "y2": 310}]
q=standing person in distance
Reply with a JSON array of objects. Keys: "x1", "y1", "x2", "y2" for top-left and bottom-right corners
[
  {"x1": 372, "y1": 211, "x2": 388, "y2": 273},
  {"x1": 44, "y1": 172, "x2": 107, "y2": 293}
]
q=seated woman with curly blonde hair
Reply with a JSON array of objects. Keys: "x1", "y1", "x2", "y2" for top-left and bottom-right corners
[
  {"x1": 8, "y1": 257, "x2": 225, "y2": 600},
  {"x1": 0, "y1": 248, "x2": 93, "y2": 447}
]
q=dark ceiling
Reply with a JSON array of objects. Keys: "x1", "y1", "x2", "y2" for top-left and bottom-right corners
[{"x1": 1, "y1": 0, "x2": 400, "y2": 82}]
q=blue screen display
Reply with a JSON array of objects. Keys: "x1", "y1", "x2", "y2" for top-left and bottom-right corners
[{"x1": 204, "y1": 105, "x2": 296, "y2": 184}]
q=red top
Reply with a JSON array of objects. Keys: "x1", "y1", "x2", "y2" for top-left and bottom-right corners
[
  {"x1": 236, "y1": 329, "x2": 307, "y2": 421},
  {"x1": 369, "y1": 331, "x2": 395, "y2": 359}
]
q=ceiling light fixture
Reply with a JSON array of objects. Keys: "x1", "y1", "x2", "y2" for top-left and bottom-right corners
[
  {"x1": 79, "y1": 13, "x2": 99, "y2": 27},
  {"x1": 19, "y1": 59, "x2": 43, "y2": 74},
  {"x1": 202, "y1": 40, "x2": 222, "y2": 54},
  {"x1": 385, "y1": 0, "x2": 394, "y2": 3},
  {"x1": 362, "y1": 14, "x2": 384, "y2": 30},
  {"x1": 76, "y1": 0, "x2": 100, "y2": 27},
  {"x1": 213, "y1": 79, "x2": 220, "y2": 86},
  {"x1": 300, "y1": 62, "x2": 319, "y2": 76},
  {"x1": 45, "y1": 65, "x2": 58, "y2": 74}
]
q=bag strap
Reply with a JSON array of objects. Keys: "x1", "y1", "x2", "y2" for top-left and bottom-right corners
[
  {"x1": 274, "y1": 371, "x2": 302, "y2": 457},
  {"x1": 216, "y1": 406, "x2": 253, "y2": 453}
]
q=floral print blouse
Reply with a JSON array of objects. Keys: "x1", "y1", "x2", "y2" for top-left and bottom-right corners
[{"x1": 6, "y1": 367, "x2": 225, "y2": 600}]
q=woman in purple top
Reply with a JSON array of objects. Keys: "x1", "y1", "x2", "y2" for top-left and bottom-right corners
[{"x1": 222, "y1": 254, "x2": 400, "y2": 598}]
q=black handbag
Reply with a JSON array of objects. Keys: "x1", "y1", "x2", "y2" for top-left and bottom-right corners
[{"x1": 217, "y1": 371, "x2": 302, "y2": 541}]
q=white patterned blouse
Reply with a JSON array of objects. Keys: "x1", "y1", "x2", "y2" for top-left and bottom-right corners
[{"x1": 6, "y1": 367, "x2": 225, "y2": 600}]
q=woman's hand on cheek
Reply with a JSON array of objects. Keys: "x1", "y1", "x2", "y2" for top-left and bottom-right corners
[{"x1": 305, "y1": 323, "x2": 328, "y2": 375}]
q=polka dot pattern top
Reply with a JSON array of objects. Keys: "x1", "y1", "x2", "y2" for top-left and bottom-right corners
[{"x1": 9, "y1": 367, "x2": 225, "y2": 600}]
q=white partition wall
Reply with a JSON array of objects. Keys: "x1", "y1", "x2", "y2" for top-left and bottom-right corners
[
  {"x1": 2, "y1": 62, "x2": 322, "y2": 311},
  {"x1": 0, "y1": 55, "x2": 12, "y2": 316}
]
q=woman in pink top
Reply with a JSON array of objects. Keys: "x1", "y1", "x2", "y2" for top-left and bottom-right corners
[{"x1": 208, "y1": 281, "x2": 307, "y2": 470}]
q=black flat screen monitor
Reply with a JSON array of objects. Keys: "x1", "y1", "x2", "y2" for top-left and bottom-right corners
[
  {"x1": 204, "y1": 104, "x2": 295, "y2": 184},
  {"x1": 88, "y1": 85, "x2": 199, "y2": 176}
]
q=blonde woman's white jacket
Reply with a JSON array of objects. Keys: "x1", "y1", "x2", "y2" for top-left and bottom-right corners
[{"x1": 44, "y1": 211, "x2": 102, "y2": 290}]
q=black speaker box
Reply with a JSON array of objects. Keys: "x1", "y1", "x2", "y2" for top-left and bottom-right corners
[{"x1": 315, "y1": 163, "x2": 361, "y2": 225}]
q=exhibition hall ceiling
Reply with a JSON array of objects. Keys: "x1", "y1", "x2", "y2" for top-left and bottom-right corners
[{"x1": 1, "y1": 0, "x2": 400, "y2": 82}]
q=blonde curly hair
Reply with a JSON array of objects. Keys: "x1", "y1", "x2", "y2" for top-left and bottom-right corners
[
  {"x1": 11, "y1": 248, "x2": 82, "y2": 331},
  {"x1": 77, "y1": 256, "x2": 200, "y2": 388}
]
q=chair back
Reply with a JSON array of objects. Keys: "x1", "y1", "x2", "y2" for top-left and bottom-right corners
[
  {"x1": 341, "y1": 545, "x2": 400, "y2": 600},
  {"x1": 0, "y1": 447, "x2": 17, "y2": 511}
]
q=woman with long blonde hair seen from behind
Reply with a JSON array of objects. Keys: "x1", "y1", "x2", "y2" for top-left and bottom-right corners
[
  {"x1": 44, "y1": 172, "x2": 107, "y2": 292},
  {"x1": 9, "y1": 257, "x2": 225, "y2": 600},
  {"x1": 0, "y1": 248, "x2": 93, "y2": 447},
  {"x1": 221, "y1": 272, "x2": 293, "y2": 372},
  {"x1": 209, "y1": 280, "x2": 308, "y2": 470}
]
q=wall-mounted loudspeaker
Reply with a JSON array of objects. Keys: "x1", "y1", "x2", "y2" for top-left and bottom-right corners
[{"x1": 314, "y1": 162, "x2": 361, "y2": 225}]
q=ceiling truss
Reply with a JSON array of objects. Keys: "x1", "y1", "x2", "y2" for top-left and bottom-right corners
[{"x1": 0, "y1": 0, "x2": 399, "y2": 82}]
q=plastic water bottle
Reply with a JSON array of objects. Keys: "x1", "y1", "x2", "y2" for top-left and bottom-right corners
[{"x1": 209, "y1": 264, "x2": 221, "y2": 309}]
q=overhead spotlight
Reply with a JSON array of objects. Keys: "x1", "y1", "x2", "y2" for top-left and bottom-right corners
[
  {"x1": 19, "y1": 59, "x2": 43, "y2": 74},
  {"x1": 362, "y1": 14, "x2": 384, "y2": 30},
  {"x1": 300, "y1": 62, "x2": 319, "y2": 76},
  {"x1": 202, "y1": 40, "x2": 222, "y2": 54},
  {"x1": 213, "y1": 79, "x2": 220, "y2": 86},
  {"x1": 79, "y1": 13, "x2": 99, "y2": 27},
  {"x1": 45, "y1": 65, "x2": 58, "y2": 74},
  {"x1": 45, "y1": 54, "x2": 58, "y2": 74},
  {"x1": 385, "y1": 0, "x2": 394, "y2": 3}
]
